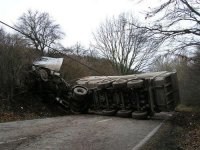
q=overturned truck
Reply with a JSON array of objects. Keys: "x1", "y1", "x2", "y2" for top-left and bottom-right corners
[{"x1": 27, "y1": 57, "x2": 179, "y2": 119}]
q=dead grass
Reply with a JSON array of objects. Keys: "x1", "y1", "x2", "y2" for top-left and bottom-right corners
[
  {"x1": 141, "y1": 111, "x2": 200, "y2": 150},
  {"x1": 0, "y1": 112, "x2": 38, "y2": 123},
  {"x1": 175, "y1": 104, "x2": 200, "y2": 112}
]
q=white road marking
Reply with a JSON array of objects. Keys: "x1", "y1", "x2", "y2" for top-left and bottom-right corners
[
  {"x1": 0, "y1": 137, "x2": 27, "y2": 145},
  {"x1": 96, "y1": 119, "x2": 112, "y2": 123},
  {"x1": 132, "y1": 120, "x2": 166, "y2": 150}
]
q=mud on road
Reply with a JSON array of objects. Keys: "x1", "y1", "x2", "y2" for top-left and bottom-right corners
[{"x1": 0, "y1": 113, "x2": 170, "y2": 150}]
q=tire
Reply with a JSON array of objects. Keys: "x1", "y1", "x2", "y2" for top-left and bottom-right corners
[
  {"x1": 73, "y1": 86, "x2": 88, "y2": 100},
  {"x1": 88, "y1": 109, "x2": 97, "y2": 114},
  {"x1": 93, "y1": 110, "x2": 104, "y2": 115},
  {"x1": 132, "y1": 111, "x2": 148, "y2": 120},
  {"x1": 90, "y1": 109, "x2": 117, "y2": 116},
  {"x1": 112, "y1": 79, "x2": 127, "y2": 89},
  {"x1": 38, "y1": 69, "x2": 49, "y2": 81},
  {"x1": 97, "y1": 80, "x2": 112, "y2": 89},
  {"x1": 127, "y1": 80, "x2": 143, "y2": 88},
  {"x1": 70, "y1": 101, "x2": 81, "y2": 114},
  {"x1": 116, "y1": 110, "x2": 132, "y2": 118},
  {"x1": 102, "y1": 109, "x2": 116, "y2": 116},
  {"x1": 70, "y1": 100, "x2": 89, "y2": 114}
]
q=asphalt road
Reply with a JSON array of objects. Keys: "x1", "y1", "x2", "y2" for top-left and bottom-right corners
[{"x1": 0, "y1": 113, "x2": 170, "y2": 150}]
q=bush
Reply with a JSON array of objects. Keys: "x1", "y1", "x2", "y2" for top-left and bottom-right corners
[{"x1": 0, "y1": 29, "x2": 40, "y2": 102}]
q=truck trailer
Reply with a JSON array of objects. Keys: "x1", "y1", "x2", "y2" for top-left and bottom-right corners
[{"x1": 26, "y1": 57, "x2": 180, "y2": 119}]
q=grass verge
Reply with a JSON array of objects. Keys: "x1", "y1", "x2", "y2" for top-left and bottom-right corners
[{"x1": 141, "y1": 109, "x2": 200, "y2": 150}]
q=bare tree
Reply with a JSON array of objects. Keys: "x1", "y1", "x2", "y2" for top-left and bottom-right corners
[
  {"x1": 70, "y1": 42, "x2": 89, "y2": 56},
  {"x1": 137, "y1": 0, "x2": 200, "y2": 51},
  {"x1": 92, "y1": 14, "x2": 160, "y2": 75},
  {"x1": 15, "y1": 10, "x2": 64, "y2": 54}
]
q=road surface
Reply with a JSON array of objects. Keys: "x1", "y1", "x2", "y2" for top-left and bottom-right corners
[{"x1": 0, "y1": 113, "x2": 170, "y2": 150}]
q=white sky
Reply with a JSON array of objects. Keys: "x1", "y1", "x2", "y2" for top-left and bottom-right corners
[{"x1": 0, "y1": 0, "x2": 159, "y2": 47}]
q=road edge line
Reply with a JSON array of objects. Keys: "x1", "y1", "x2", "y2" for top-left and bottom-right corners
[{"x1": 132, "y1": 119, "x2": 166, "y2": 150}]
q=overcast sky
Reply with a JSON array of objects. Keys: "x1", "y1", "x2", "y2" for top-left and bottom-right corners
[{"x1": 0, "y1": 0, "x2": 159, "y2": 47}]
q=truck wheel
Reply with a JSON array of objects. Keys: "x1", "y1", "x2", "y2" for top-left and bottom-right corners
[
  {"x1": 102, "y1": 109, "x2": 116, "y2": 116},
  {"x1": 97, "y1": 80, "x2": 112, "y2": 89},
  {"x1": 132, "y1": 111, "x2": 148, "y2": 120},
  {"x1": 116, "y1": 110, "x2": 132, "y2": 118},
  {"x1": 93, "y1": 110, "x2": 104, "y2": 115},
  {"x1": 38, "y1": 69, "x2": 48, "y2": 81},
  {"x1": 81, "y1": 101, "x2": 90, "y2": 114},
  {"x1": 70, "y1": 107, "x2": 81, "y2": 114},
  {"x1": 73, "y1": 86, "x2": 88, "y2": 100},
  {"x1": 112, "y1": 79, "x2": 127, "y2": 89},
  {"x1": 70, "y1": 100, "x2": 89, "y2": 114},
  {"x1": 127, "y1": 80, "x2": 143, "y2": 88}
]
